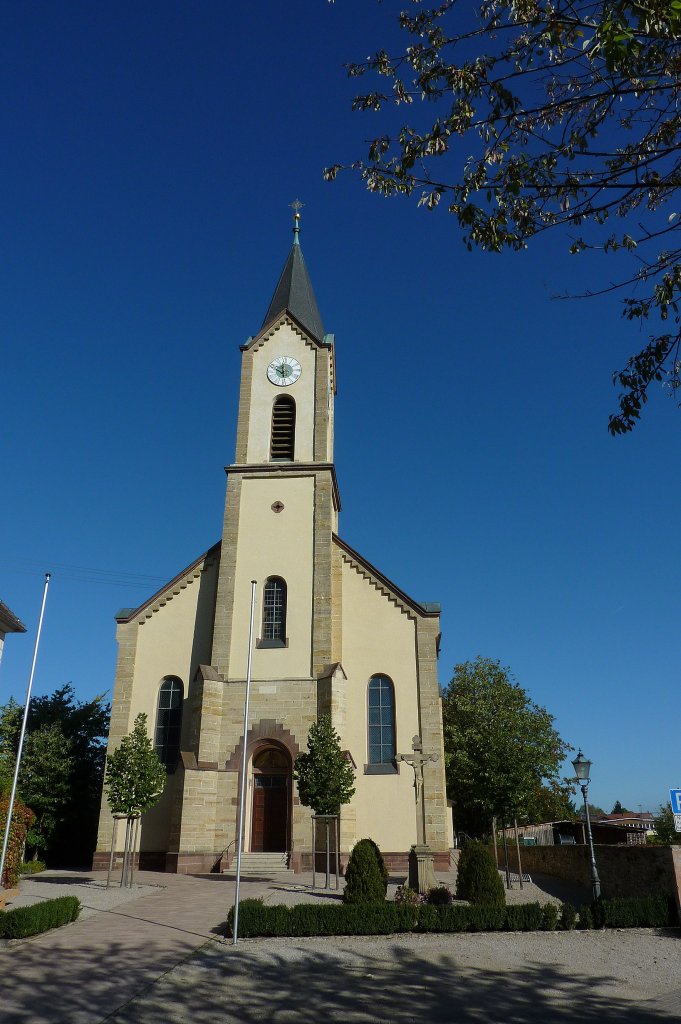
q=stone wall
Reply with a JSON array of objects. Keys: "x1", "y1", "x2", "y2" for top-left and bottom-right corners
[{"x1": 506, "y1": 843, "x2": 681, "y2": 910}]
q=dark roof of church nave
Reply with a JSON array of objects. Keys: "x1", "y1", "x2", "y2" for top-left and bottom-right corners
[{"x1": 262, "y1": 241, "x2": 325, "y2": 344}]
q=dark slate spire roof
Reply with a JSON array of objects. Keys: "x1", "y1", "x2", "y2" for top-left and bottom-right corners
[{"x1": 262, "y1": 238, "x2": 325, "y2": 343}]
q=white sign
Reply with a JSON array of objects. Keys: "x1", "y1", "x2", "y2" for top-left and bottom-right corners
[{"x1": 674, "y1": 814, "x2": 681, "y2": 834}]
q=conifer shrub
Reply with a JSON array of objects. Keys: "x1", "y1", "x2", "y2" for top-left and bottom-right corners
[
  {"x1": 455, "y1": 842, "x2": 505, "y2": 907},
  {"x1": 559, "y1": 902, "x2": 577, "y2": 931},
  {"x1": 425, "y1": 885, "x2": 453, "y2": 906},
  {"x1": 343, "y1": 838, "x2": 388, "y2": 904},
  {"x1": 0, "y1": 896, "x2": 80, "y2": 939},
  {"x1": 578, "y1": 904, "x2": 594, "y2": 929}
]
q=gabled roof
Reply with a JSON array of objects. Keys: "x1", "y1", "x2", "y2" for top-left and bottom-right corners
[
  {"x1": 333, "y1": 534, "x2": 440, "y2": 619},
  {"x1": 114, "y1": 543, "x2": 220, "y2": 624},
  {"x1": 0, "y1": 600, "x2": 26, "y2": 634},
  {"x1": 262, "y1": 241, "x2": 325, "y2": 344}
]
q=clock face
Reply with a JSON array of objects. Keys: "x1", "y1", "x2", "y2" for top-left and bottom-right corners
[{"x1": 267, "y1": 356, "x2": 301, "y2": 386}]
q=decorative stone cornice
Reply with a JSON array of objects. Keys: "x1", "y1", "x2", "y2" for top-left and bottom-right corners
[
  {"x1": 333, "y1": 534, "x2": 440, "y2": 621},
  {"x1": 115, "y1": 543, "x2": 221, "y2": 625},
  {"x1": 224, "y1": 718, "x2": 300, "y2": 772},
  {"x1": 225, "y1": 462, "x2": 342, "y2": 512}
]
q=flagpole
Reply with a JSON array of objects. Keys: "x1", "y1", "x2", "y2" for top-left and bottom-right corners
[
  {"x1": 232, "y1": 580, "x2": 257, "y2": 945},
  {"x1": 0, "y1": 573, "x2": 51, "y2": 887}
]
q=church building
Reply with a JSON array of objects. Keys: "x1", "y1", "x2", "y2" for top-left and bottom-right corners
[{"x1": 95, "y1": 215, "x2": 452, "y2": 873}]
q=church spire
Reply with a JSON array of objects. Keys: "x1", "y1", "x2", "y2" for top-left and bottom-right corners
[{"x1": 261, "y1": 204, "x2": 325, "y2": 343}]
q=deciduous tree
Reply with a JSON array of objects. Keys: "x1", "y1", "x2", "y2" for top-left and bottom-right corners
[
  {"x1": 328, "y1": 0, "x2": 681, "y2": 432},
  {"x1": 294, "y1": 715, "x2": 355, "y2": 815},
  {"x1": 104, "y1": 714, "x2": 166, "y2": 816},
  {"x1": 0, "y1": 685, "x2": 110, "y2": 864},
  {"x1": 442, "y1": 656, "x2": 569, "y2": 835},
  {"x1": 650, "y1": 802, "x2": 681, "y2": 845}
]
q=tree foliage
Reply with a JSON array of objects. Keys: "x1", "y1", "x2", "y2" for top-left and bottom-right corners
[
  {"x1": 328, "y1": 0, "x2": 681, "y2": 432},
  {"x1": 0, "y1": 685, "x2": 110, "y2": 864},
  {"x1": 294, "y1": 715, "x2": 355, "y2": 816},
  {"x1": 442, "y1": 657, "x2": 570, "y2": 834},
  {"x1": 523, "y1": 778, "x2": 577, "y2": 823},
  {"x1": 104, "y1": 714, "x2": 166, "y2": 816},
  {"x1": 0, "y1": 795, "x2": 34, "y2": 889},
  {"x1": 650, "y1": 802, "x2": 681, "y2": 845}
]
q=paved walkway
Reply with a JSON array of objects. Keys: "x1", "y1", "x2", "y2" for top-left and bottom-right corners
[{"x1": 0, "y1": 866, "x2": 597, "y2": 1024}]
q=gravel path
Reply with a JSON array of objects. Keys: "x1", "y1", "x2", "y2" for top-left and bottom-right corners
[{"x1": 110, "y1": 929, "x2": 681, "y2": 1024}]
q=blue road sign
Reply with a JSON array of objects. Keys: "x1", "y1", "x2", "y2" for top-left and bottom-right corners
[{"x1": 670, "y1": 790, "x2": 681, "y2": 815}]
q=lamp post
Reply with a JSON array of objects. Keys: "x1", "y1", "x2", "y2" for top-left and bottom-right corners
[{"x1": 572, "y1": 750, "x2": 601, "y2": 901}]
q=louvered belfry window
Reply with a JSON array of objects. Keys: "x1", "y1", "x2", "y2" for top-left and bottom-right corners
[
  {"x1": 270, "y1": 396, "x2": 295, "y2": 461},
  {"x1": 263, "y1": 577, "x2": 287, "y2": 641}
]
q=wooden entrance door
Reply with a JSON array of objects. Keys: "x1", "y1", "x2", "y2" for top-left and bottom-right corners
[{"x1": 251, "y1": 775, "x2": 288, "y2": 852}]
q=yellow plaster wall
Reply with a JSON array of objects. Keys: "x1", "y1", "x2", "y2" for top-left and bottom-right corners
[
  {"x1": 246, "y1": 324, "x2": 317, "y2": 463},
  {"x1": 128, "y1": 563, "x2": 217, "y2": 728},
  {"x1": 229, "y1": 474, "x2": 314, "y2": 680},
  {"x1": 339, "y1": 560, "x2": 421, "y2": 851}
]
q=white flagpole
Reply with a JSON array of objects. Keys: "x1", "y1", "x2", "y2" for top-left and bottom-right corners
[
  {"x1": 0, "y1": 573, "x2": 51, "y2": 887},
  {"x1": 232, "y1": 580, "x2": 257, "y2": 945}
]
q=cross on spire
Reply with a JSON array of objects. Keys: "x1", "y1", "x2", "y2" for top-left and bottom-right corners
[{"x1": 289, "y1": 199, "x2": 304, "y2": 245}]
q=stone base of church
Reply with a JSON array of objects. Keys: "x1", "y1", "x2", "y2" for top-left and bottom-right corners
[
  {"x1": 92, "y1": 850, "x2": 222, "y2": 874},
  {"x1": 93, "y1": 848, "x2": 454, "y2": 876},
  {"x1": 287, "y1": 850, "x2": 452, "y2": 876}
]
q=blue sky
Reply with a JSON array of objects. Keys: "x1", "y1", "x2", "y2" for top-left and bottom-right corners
[{"x1": 1, "y1": 1, "x2": 679, "y2": 816}]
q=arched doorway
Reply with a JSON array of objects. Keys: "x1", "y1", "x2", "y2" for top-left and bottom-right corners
[{"x1": 250, "y1": 745, "x2": 291, "y2": 852}]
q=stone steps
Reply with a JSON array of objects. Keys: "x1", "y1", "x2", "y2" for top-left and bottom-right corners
[{"x1": 224, "y1": 852, "x2": 290, "y2": 876}]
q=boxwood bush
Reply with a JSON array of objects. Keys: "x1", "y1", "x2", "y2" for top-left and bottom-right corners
[
  {"x1": 592, "y1": 895, "x2": 677, "y2": 929},
  {"x1": 227, "y1": 893, "x2": 679, "y2": 938},
  {"x1": 0, "y1": 896, "x2": 80, "y2": 939}
]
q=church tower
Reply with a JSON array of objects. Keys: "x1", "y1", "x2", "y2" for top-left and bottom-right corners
[{"x1": 95, "y1": 214, "x2": 451, "y2": 874}]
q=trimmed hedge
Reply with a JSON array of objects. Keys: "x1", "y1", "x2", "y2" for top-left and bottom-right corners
[
  {"x1": 0, "y1": 896, "x2": 80, "y2": 939},
  {"x1": 227, "y1": 894, "x2": 679, "y2": 938},
  {"x1": 592, "y1": 895, "x2": 677, "y2": 929}
]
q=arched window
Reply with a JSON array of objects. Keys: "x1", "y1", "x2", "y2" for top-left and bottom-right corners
[
  {"x1": 367, "y1": 675, "x2": 396, "y2": 767},
  {"x1": 270, "y1": 396, "x2": 295, "y2": 461},
  {"x1": 154, "y1": 676, "x2": 183, "y2": 769},
  {"x1": 262, "y1": 577, "x2": 287, "y2": 643}
]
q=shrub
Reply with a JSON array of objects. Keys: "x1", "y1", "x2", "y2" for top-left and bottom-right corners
[
  {"x1": 0, "y1": 797, "x2": 35, "y2": 890},
  {"x1": 455, "y1": 842, "x2": 505, "y2": 907},
  {"x1": 19, "y1": 860, "x2": 46, "y2": 876},
  {"x1": 228, "y1": 901, "x2": 417, "y2": 938},
  {"x1": 0, "y1": 896, "x2": 80, "y2": 939},
  {"x1": 394, "y1": 885, "x2": 422, "y2": 906},
  {"x1": 541, "y1": 903, "x2": 559, "y2": 931},
  {"x1": 343, "y1": 839, "x2": 388, "y2": 904},
  {"x1": 592, "y1": 895, "x2": 677, "y2": 929},
  {"x1": 560, "y1": 902, "x2": 577, "y2": 931},
  {"x1": 426, "y1": 885, "x2": 453, "y2": 906},
  {"x1": 504, "y1": 902, "x2": 544, "y2": 931},
  {"x1": 578, "y1": 904, "x2": 594, "y2": 929}
]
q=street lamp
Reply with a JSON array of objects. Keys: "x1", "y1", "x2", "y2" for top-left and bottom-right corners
[{"x1": 572, "y1": 750, "x2": 601, "y2": 901}]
